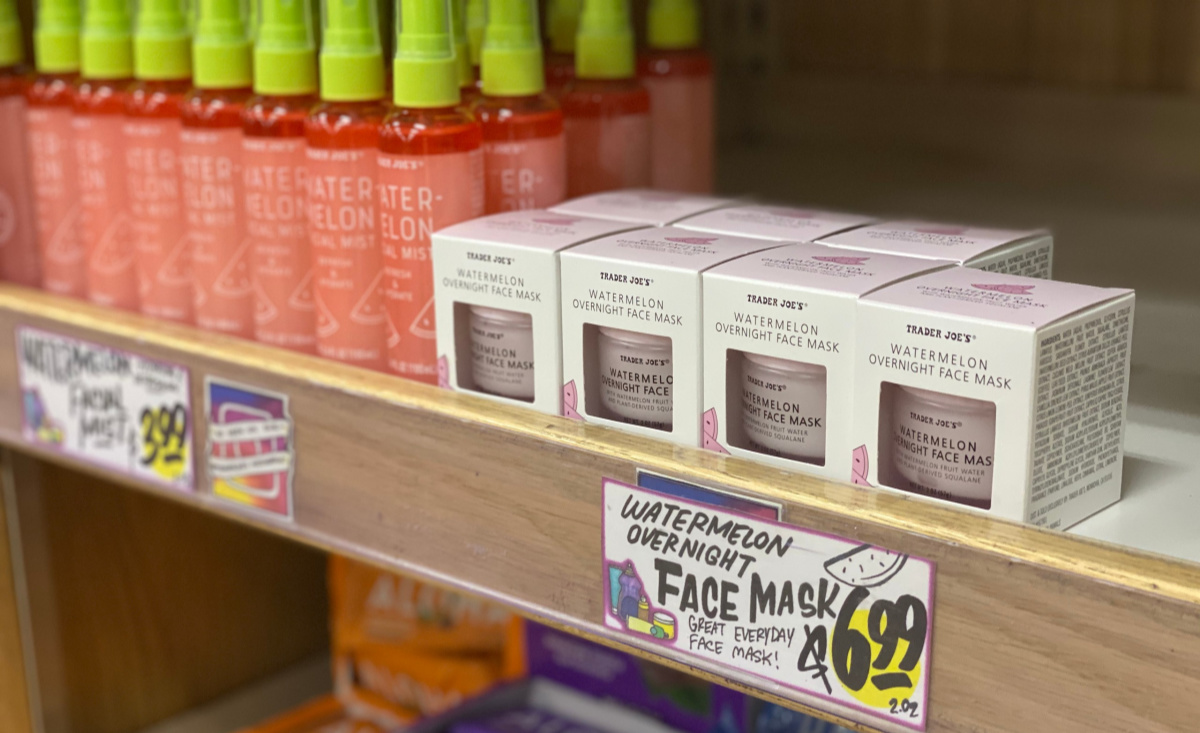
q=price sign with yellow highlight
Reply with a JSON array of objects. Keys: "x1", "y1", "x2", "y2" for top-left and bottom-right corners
[
  {"x1": 603, "y1": 479, "x2": 935, "y2": 731},
  {"x1": 16, "y1": 328, "x2": 194, "y2": 491}
]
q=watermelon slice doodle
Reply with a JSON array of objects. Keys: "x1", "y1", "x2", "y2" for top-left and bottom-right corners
[
  {"x1": 562, "y1": 380, "x2": 583, "y2": 420},
  {"x1": 823, "y1": 543, "x2": 908, "y2": 588},
  {"x1": 851, "y1": 445, "x2": 873, "y2": 487},
  {"x1": 315, "y1": 291, "x2": 339, "y2": 338},
  {"x1": 350, "y1": 270, "x2": 386, "y2": 326},
  {"x1": 385, "y1": 311, "x2": 401, "y2": 349},
  {"x1": 254, "y1": 279, "x2": 279, "y2": 325},
  {"x1": 287, "y1": 269, "x2": 314, "y2": 311},
  {"x1": 437, "y1": 355, "x2": 450, "y2": 389},
  {"x1": 91, "y1": 213, "x2": 134, "y2": 275},
  {"x1": 157, "y1": 233, "x2": 192, "y2": 285},
  {"x1": 214, "y1": 238, "x2": 253, "y2": 297},
  {"x1": 45, "y1": 205, "x2": 84, "y2": 264},
  {"x1": 701, "y1": 408, "x2": 729, "y2": 454},
  {"x1": 408, "y1": 297, "x2": 436, "y2": 339}
]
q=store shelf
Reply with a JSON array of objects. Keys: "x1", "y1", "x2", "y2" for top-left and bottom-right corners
[{"x1": 2, "y1": 285, "x2": 1200, "y2": 733}]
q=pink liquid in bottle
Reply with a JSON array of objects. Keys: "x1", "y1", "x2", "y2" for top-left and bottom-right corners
[
  {"x1": 560, "y1": 78, "x2": 650, "y2": 197},
  {"x1": 378, "y1": 107, "x2": 484, "y2": 382},
  {"x1": 473, "y1": 94, "x2": 566, "y2": 213},
  {"x1": 181, "y1": 88, "x2": 254, "y2": 337},
  {"x1": 0, "y1": 69, "x2": 41, "y2": 287},
  {"x1": 125, "y1": 79, "x2": 191, "y2": 322},
  {"x1": 639, "y1": 48, "x2": 712, "y2": 193},
  {"x1": 26, "y1": 73, "x2": 85, "y2": 296},
  {"x1": 74, "y1": 78, "x2": 138, "y2": 310},
  {"x1": 306, "y1": 100, "x2": 388, "y2": 371},
  {"x1": 243, "y1": 95, "x2": 317, "y2": 353}
]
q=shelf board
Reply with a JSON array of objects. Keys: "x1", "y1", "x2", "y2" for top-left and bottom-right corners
[{"x1": 2, "y1": 286, "x2": 1200, "y2": 733}]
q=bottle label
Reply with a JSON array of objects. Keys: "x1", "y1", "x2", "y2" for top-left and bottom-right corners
[
  {"x1": 563, "y1": 113, "x2": 651, "y2": 198},
  {"x1": 307, "y1": 146, "x2": 386, "y2": 370},
  {"x1": 482, "y1": 133, "x2": 567, "y2": 214},
  {"x1": 378, "y1": 148, "x2": 485, "y2": 382},
  {"x1": 27, "y1": 106, "x2": 85, "y2": 296},
  {"x1": 181, "y1": 127, "x2": 252, "y2": 336},
  {"x1": 125, "y1": 117, "x2": 190, "y2": 322},
  {"x1": 0, "y1": 96, "x2": 40, "y2": 286},
  {"x1": 75, "y1": 113, "x2": 137, "y2": 310},
  {"x1": 644, "y1": 75, "x2": 714, "y2": 194},
  {"x1": 243, "y1": 136, "x2": 314, "y2": 353}
]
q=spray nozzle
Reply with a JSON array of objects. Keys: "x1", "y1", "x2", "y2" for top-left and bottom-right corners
[
  {"x1": 133, "y1": 0, "x2": 192, "y2": 79},
  {"x1": 194, "y1": 0, "x2": 252, "y2": 87},
  {"x1": 480, "y1": 0, "x2": 543, "y2": 96},
  {"x1": 391, "y1": 0, "x2": 459, "y2": 107},
  {"x1": 318, "y1": 0, "x2": 384, "y2": 101},
  {"x1": 254, "y1": 0, "x2": 317, "y2": 95},
  {"x1": 576, "y1": 0, "x2": 633, "y2": 80}
]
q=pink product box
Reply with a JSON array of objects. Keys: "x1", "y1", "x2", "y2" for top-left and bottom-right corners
[
  {"x1": 548, "y1": 189, "x2": 736, "y2": 226},
  {"x1": 817, "y1": 220, "x2": 1054, "y2": 278},
  {"x1": 676, "y1": 203, "x2": 874, "y2": 242},
  {"x1": 852, "y1": 266, "x2": 1134, "y2": 528},
  {"x1": 702, "y1": 243, "x2": 955, "y2": 482}
]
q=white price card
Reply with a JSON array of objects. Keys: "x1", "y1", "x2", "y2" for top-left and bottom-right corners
[
  {"x1": 603, "y1": 479, "x2": 935, "y2": 731},
  {"x1": 16, "y1": 327, "x2": 194, "y2": 491}
]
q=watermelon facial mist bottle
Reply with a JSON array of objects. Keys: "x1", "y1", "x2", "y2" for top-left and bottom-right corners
[
  {"x1": 182, "y1": 0, "x2": 255, "y2": 336},
  {"x1": 306, "y1": 0, "x2": 388, "y2": 370},
  {"x1": 27, "y1": 0, "x2": 85, "y2": 295},
  {"x1": 125, "y1": 0, "x2": 192, "y2": 322},
  {"x1": 243, "y1": 0, "x2": 319, "y2": 353},
  {"x1": 75, "y1": 0, "x2": 138, "y2": 309},
  {"x1": 560, "y1": 0, "x2": 649, "y2": 197},
  {"x1": 0, "y1": 0, "x2": 40, "y2": 287},
  {"x1": 378, "y1": 0, "x2": 483, "y2": 382},
  {"x1": 475, "y1": 0, "x2": 566, "y2": 213},
  {"x1": 639, "y1": 0, "x2": 712, "y2": 193},
  {"x1": 454, "y1": 0, "x2": 479, "y2": 105}
]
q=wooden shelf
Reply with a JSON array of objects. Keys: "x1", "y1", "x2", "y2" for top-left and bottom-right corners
[{"x1": 2, "y1": 285, "x2": 1200, "y2": 733}]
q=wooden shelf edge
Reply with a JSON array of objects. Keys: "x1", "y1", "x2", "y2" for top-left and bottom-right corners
[{"x1": 2, "y1": 287, "x2": 1199, "y2": 732}]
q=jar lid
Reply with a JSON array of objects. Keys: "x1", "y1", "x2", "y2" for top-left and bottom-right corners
[
  {"x1": 599, "y1": 326, "x2": 671, "y2": 349},
  {"x1": 470, "y1": 305, "x2": 532, "y2": 328},
  {"x1": 896, "y1": 385, "x2": 994, "y2": 414},
  {"x1": 743, "y1": 352, "x2": 826, "y2": 378}
]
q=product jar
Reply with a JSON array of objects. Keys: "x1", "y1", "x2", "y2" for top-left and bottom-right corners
[
  {"x1": 597, "y1": 327, "x2": 673, "y2": 430},
  {"x1": 740, "y1": 353, "x2": 827, "y2": 464},
  {"x1": 468, "y1": 306, "x2": 535, "y2": 401},
  {"x1": 891, "y1": 385, "x2": 996, "y2": 506}
]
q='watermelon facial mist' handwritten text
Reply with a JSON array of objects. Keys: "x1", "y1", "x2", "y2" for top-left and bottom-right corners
[
  {"x1": 244, "y1": 0, "x2": 319, "y2": 352},
  {"x1": 75, "y1": 0, "x2": 137, "y2": 309},
  {"x1": 474, "y1": 0, "x2": 566, "y2": 214},
  {"x1": 0, "y1": 0, "x2": 40, "y2": 287},
  {"x1": 306, "y1": 0, "x2": 388, "y2": 369},
  {"x1": 378, "y1": 0, "x2": 484, "y2": 382},
  {"x1": 125, "y1": 0, "x2": 192, "y2": 322},
  {"x1": 26, "y1": 0, "x2": 84, "y2": 295},
  {"x1": 560, "y1": 0, "x2": 650, "y2": 197},
  {"x1": 182, "y1": 0, "x2": 254, "y2": 336}
]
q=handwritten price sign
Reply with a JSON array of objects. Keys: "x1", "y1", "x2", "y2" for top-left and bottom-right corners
[
  {"x1": 603, "y1": 479, "x2": 935, "y2": 731},
  {"x1": 16, "y1": 327, "x2": 194, "y2": 491}
]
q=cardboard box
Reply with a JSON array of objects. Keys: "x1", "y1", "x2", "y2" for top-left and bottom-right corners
[
  {"x1": 853, "y1": 267, "x2": 1134, "y2": 527},
  {"x1": 432, "y1": 210, "x2": 644, "y2": 414},
  {"x1": 702, "y1": 243, "x2": 954, "y2": 481},
  {"x1": 235, "y1": 695, "x2": 383, "y2": 733},
  {"x1": 676, "y1": 203, "x2": 873, "y2": 242},
  {"x1": 549, "y1": 189, "x2": 734, "y2": 226},
  {"x1": 559, "y1": 227, "x2": 780, "y2": 446},
  {"x1": 817, "y1": 220, "x2": 1054, "y2": 278}
]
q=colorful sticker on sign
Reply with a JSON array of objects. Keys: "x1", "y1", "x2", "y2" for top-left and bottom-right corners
[
  {"x1": 206, "y1": 378, "x2": 295, "y2": 519},
  {"x1": 603, "y1": 479, "x2": 935, "y2": 731},
  {"x1": 15, "y1": 327, "x2": 193, "y2": 490}
]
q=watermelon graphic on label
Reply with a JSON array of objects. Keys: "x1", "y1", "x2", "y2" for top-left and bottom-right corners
[
  {"x1": 851, "y1": 445, "x2": 872, "y2": 487},
  {"x1": 45, "y1": 205, "x2": 84, "y2": 264},
  {"x1": 91, "y1": 213, "x2": 134, "y2": 274},
  {"x1": 701, "y1": 408, "x2": 729, "y2": 454},
  {"x1": 350, "y1": 270, "x2": 385, "y2": 326},
  {"x1": 384, "y1": 311, "x2": 401, "y2": 348},
  {"x1": 812, "y1": 255, "x2": 870, "y2": 266},
  {"x1": 664, "y1": 237, "x2": 717, "y2": 245},
  {"x1": 287, "y1": 269, "x2": 314, "y2": 311},
  {"x1": 437, "y1": 355, "x2": 450, "y2": 389},
  {"x1": 823, "y1": 544, "x2": 908, "y2": 588},
  {"x1": 972, "y1": 283, "x2": 1035, "y2": 295},
  {"x1": 408, "y1": 296, "x2": 436, "y2": 339},
  {"x1": 254, "y1": 279, "x2": 279, "y2": 324},
  {"x1": 562, "y1": 380, "x2": 583, "y2": 420},
  {"x1": 157, "y1": 233, "x2": 192, "y2": 285},
  {"x1": 315, "y1": 291, "x2": 339, "y2": 338},
  {"x1": 214, "y1": 239, "x2": 253, "y2": 297}
]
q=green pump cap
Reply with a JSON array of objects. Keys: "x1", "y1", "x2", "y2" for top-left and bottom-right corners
[
  {"x1": 464, "y1": 0, "x2": 481, "y2": 65},
  {"x1": 80, "y1": 0, "x2": 132, "y2": 78},
  {"x1": 451, "y1": 0, "x2": 469, "y2": 88},
  {"x1": 576, "y1": 0, "x2": 632, "y2": 79},
  {"x1": 319, "y1": 0, "x2": 384, "y2": 100},
  {"x1": 35, "y1": 0, "x2": 82, "y2": 72},
  {"x1": 0, "y1": 0, "x2": 23, "y2": 68},
  {"x1": 193, "y1": 0, "x2": 252, "y2": 87},
  {"x1": 647, "y1": 0, "x2": 698, "y2": 49},
  {"x1": 392, "y1": 0, "x2": 458, "y2": 107},
  {"x1": 133, "y1": 0, "x2": 192, "y2": 79},
  {"x1": 545, "y1": 0, "x2": 579, "y2": 54},
  {"x1": 254, "y1": 0, "x2": 317, "y2": 95},
  {"x1": 481, "y1": 0, "x2": 542, "y2": 97}
]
